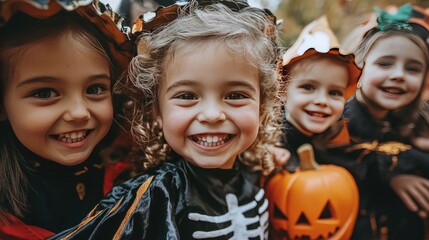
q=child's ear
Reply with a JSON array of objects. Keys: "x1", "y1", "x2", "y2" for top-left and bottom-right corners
[
  {"x1": 152, "y1": 101, "x2": 162, "y2": 122},
  {"x1": 155, "y1": 115, "x2": 163, "y2": 130}
]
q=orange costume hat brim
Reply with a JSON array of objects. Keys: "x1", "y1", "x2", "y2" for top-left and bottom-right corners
[
  {"x1": 0, "y1": 0, "x2": 133, "y2": 72},
  {"x1": 133, "y1": 0, "x2": 279, "y2": 55},
  {"x1": 280, "y1": 15, "x2": 361, "y2": 100}
]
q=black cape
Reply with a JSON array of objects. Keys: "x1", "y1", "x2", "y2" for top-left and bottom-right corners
[
  {"x1": 20, "y1": 147, "x2": 104, "y2": 233},
  {"x1": 51, "y1": 154, "x2": 269, "y2": 239},
  {"x1": 337, "y1": 97, "x2": 429, "y2": 240}
]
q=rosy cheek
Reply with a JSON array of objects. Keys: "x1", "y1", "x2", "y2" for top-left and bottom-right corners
[{"x1": 235, "y1": 111, "x2": 259, "y2": 131}]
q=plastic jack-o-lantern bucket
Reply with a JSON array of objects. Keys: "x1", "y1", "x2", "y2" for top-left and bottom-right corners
[{"x1": 265, "y1": 144, "x2": 359, "y2": 240}]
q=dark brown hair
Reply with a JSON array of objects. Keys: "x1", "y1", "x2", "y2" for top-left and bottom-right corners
[{"x1": 0, "y1": 10, "x2": 120, "y2": 221}]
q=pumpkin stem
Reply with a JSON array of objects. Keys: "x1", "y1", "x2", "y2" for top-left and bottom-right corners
[{"x1": 297, "y1": 143, "x2": 320, "y2": 171}]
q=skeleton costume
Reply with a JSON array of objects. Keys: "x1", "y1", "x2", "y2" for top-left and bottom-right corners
[
  {"x1": 51, "y1": 153, "x2": 269, "y2": 240},
  {"x1": 51, "y1": 2, "x2": 277, "y2": 239}
]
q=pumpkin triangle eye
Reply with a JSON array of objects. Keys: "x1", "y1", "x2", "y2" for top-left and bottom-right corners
[
  {"x1": 318, "y1": 201, "x2": 334, "y2": 219},
  {"x1": 274, "y1": 204, "x2": 288, "y2": 220},
  {"x1": 296, "y1": 212, "x2": 310, "y2": 225}
]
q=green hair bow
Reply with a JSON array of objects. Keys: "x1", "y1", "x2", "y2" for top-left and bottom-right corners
[{"x1": 374, "y1": 3, "x2": 413, "y2": 31}]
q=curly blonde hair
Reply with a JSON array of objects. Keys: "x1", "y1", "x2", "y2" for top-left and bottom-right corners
[{"x1": 115, "y1": 1, "x2": 281, "y2": 175}]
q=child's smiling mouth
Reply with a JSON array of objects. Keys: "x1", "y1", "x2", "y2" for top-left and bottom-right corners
[
  {"x1": 380, "y1": 86, "x2": 405, "y2": 95},
  {"x1": 52, "y1": 129, "x2": 93, "y2": 143},
  {"x1": 190, "y1": 134, "x2": 234, "y2": 147},
  {"x1": 305, "y1": 111, "x2": 329, "y2": 118}
]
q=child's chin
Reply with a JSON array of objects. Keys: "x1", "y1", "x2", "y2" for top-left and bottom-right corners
[
  {"x1": 193, "y1": 158, "x2": 234, "y2": 169},
  {"x1": 306, "y1": 126, "x2": 329, "y2": 134},
  {"x1": 50, "y1": 151, "x2": 92, "y2": 166}
]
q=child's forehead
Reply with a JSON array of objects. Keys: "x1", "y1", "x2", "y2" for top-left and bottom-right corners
[
  {"x1": 170, "y1": 39, "x2": 227, "y2": 54},
  {"x1": 368, "y1": 35, "x2": 427, "y2": 59},
  {"x1": 373, "y1": 33, "x2": 409, "y2": 43},
  {"x1": 291, "y1": 59, "x2": 348, "y2": 78},
  {"x1": 166, "y1": 39, "x2": 243, "y2": 64},
  {"x1": 289, "y1": 55, "x2": 348, "y2": 75},
  {"x1": 22, "y1": 31, "x2": 104, "y2": 60}
]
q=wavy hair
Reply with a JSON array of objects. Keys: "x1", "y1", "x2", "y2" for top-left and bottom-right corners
[{"x1": 115, "y1": 1, "x2": 281, "y2": 175}]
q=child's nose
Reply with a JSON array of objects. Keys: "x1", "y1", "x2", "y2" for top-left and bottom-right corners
[
  {"x1": 313, "y1": 91, "x2": 328, "y2": 106},
  {"x1": 196, "y1": 103, "x2": 226, "y2": 124},
  {"x1": 63, "y1": 97, "x2": 91, "y2": 122},
  {"x1": 391, "y1": 65, "x2": 405, "y2": 80}
]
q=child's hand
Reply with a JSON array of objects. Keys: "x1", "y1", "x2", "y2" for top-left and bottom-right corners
[
  {"x1": 390, "y1": 174, "x2": 429, "y2": 218},
  {"x1": 268, "y1": 145, "x2": 290, "y2": 167},
  {"x1": 412, "y1": 136, "x2": 429, "y2": 152}
]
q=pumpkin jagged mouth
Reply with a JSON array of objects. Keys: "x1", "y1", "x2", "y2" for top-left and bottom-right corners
[{"x1": 292, "y1": 226, "x2": 340, "y2": 240}]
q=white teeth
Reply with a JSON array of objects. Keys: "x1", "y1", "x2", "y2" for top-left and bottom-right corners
[
  {"x1": 193, "y1": 135, "x2": 231, "y2": 147},
  {"x1": 57, "y1": 130, "x2": 88, "y2": 143},
  {"x1": 196, "y1": 135, "x2": 225, "y2": 143},
  {"x1": 309, "y1": 112, "x2": 325, "y2": 118},
  {"x1": 384, "y1": 88, "x2": 403, "y2": 94}
]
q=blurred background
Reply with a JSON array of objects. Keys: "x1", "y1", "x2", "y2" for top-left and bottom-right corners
[
  {"x1": 272, "y1": 0, "x2": 429, "y2": 47},
  {"x1": 105, "y1": 0, "x2": 429, "y2": 47}
]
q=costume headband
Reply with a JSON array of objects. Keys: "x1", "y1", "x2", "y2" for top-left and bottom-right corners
[
  {"x1": 341, "y1": 4, "x2": 429, "y2": 53},
  {"x1": 280, "y1": 15, "x2": 361, "y2": 100},
  {"x1": 131, "y1": 0, "x2": 278, "y2": 43},
  {"x1": 0, "y1": 0, "x2": 133, "y2": 71},
  {"x1": 374, "y1": 3, "x2": 413, "y2": 31}
]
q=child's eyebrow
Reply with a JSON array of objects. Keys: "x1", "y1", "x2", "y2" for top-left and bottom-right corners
[
  {"x1": 165, "y1": 79, "x2": 197, "y2": 93},
  {"x1": 16, "y1": 76, "x2": 56, "y2": 88},
  {"x1": 166, "y1": 79, "x2": 258, "y2": 92},
  {"x1": 408, "y1": 60, "x2": 425, "y2": 66},
  {"x1": 377, "y1": 55, "x2": 424, "y2": 65},
  {"x1": 295, "y1": 78, "x2": 346, "y2": 88},
  {"x1": 224, "y1": 80, "x2": 258, "y2": 92},
  {"x1": 16, "y1": 74, "x2": 110, "y2": 88}
]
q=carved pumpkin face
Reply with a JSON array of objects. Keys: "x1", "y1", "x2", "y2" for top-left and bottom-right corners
[{"x1": 265, "y1": 165, "x2": 359, "y2": 240}]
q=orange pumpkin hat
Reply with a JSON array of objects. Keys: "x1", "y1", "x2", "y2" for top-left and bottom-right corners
[
  {"x1": 280, "y1": 15, "x2": 361, "y2": 100},
  {"x1": 0, "y1": 0, "x2": 133, "y2": 72}
]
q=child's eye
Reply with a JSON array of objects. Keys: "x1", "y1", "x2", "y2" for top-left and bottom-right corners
[
  {"x1": 329, "y1": 90, "x2": 344, "y2": 97},
  {"x1": 376, "y1": 61, "x2": 392, "y2": 68},
  {"x1": 174, "y1": 93, "x2": 197, "y2": 100},
  {"x1": 300, "y1": 84, "x2": 315, "y2": 91},
  {"x1": 225, "y1": 92, "x2": 248, "y2": 100},
  {"x1": 86, "y1": 85, "x2": 109, "y2": 95},
  {"x1": 30, "y1": 89, "x2": 59, "y2": 99},
  {"x1": 406, "y1": 65, "x2": 423, "y2": 73}
]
